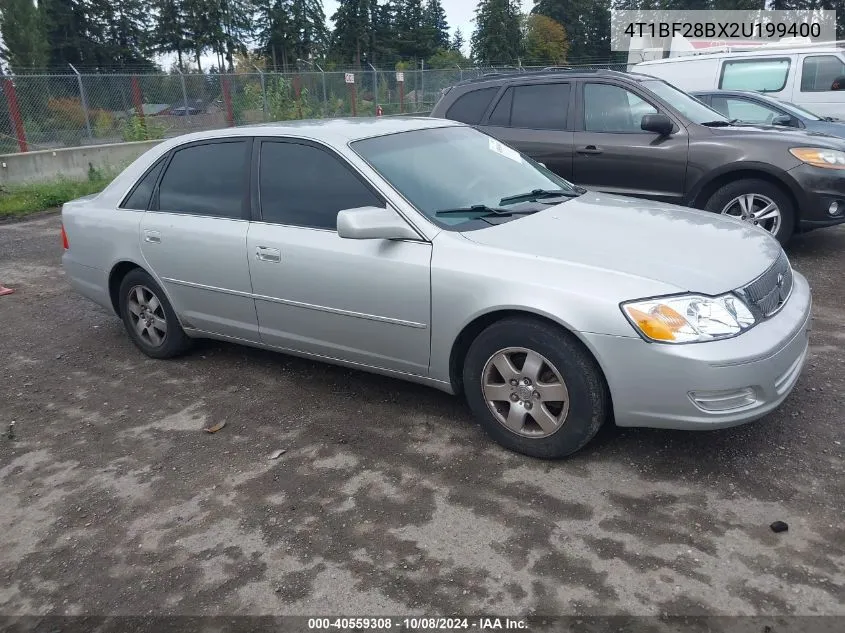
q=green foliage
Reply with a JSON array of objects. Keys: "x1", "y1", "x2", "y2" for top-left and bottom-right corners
[
  {"x1": 522, "y1": 14, "x2": 569, "y2": 65},
  {"x1": 239, "y1": 76, "x2": 323, "y2": 120},
  {"x1": 532, "y1": 0, "x2": 611, "y2": 62},
  {"x1": 0, "y1": 175, "x2": 113, "y2": 218},
  {"x1": 122, "y1": 115, "x2": 166, "y2": 142},
  {"x1": 427, "y1": 47, "x2": 469, "y2": 69},
  {"x1": 93, "y1": 111, "x2": 118, "y2": 138}
]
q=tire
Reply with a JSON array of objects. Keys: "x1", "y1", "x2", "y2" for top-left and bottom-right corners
[
  {"x1": 118, "y1": 268, "x2": 191, "y2": 359},
  {"x1": 462, "y1": 317, "x2": 608, "y2": 459},
  {"x1": 703, "y1": 178, "x2": 795, "y2": 244}
]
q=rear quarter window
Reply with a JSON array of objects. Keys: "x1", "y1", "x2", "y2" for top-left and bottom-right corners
[
  {"x1": 120, "y1": 158, "x2": 166, "y2": 210},
  {"x1": 444, "y1": 87, "x2": 499, "y2": 124}
]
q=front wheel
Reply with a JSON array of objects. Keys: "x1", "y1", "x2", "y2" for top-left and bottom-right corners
[
  {"x1": 703, "y1": 178, "x2": 795, "y2": 244},
  {"x1": 462, "y1": 318, "x2": 609, "y2": 459}
]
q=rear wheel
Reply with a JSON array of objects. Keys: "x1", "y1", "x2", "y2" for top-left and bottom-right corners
[
  {"x1": 118, "y1": 269, "x2": 191, "y2": 359},
  {"x1": 704, "y1": 178, "x2": 795, "y2": 244},
  {"x1": 462, "y1": 317, "x2": 608, "y2": 459}
]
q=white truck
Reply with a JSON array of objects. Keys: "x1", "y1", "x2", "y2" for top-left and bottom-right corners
[{"x1": 631, "y1": 41, "x2": 845, "y2": 118}]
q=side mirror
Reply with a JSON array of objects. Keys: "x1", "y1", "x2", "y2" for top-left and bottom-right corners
[
  {"x1": 771, "y1": 114, "x2": 793, "y2": 127},
  {"x1": 641, "y1": 113, "x2": 674, "y2": 136},
  {"x1": 337, "y1": 206, "x2": 420, "y2": 241}
]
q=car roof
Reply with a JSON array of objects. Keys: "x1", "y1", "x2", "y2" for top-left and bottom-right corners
[
  {"x1": 450, "y1": 68, "x2": 657, "y2": 88},
  {"x1": 153, "y1": 116, "x2": 461, "y2": 148},
  {"x1": 691, "y1": 89, "x2": 766, "y2": 97},
  {"x1": 634, "y1": 46, "x2": 843, "y2": 64}
]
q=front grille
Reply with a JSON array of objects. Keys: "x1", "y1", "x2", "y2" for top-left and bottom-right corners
[{"x1": 739, "y1": 250, "x2": 793, "y2": 319}]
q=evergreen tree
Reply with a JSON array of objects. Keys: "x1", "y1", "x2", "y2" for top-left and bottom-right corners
[
  {"x1": 88, "y1": 0, "x2": 154, "y2": 68},
  {"x1": 331, "y1": 0, "x2": 374, "y2": 66},
  {"x1": 423, "y1": 0, "x2": 450, "y2": 51},
  {"x1": 372, "y1": 0, "x2": 399, "y2": 63},
  {"x1": 41, "y1": 0, "x2": 99, "y2": 67},
  {"x1": 290, "y1": 0, "x2": 328, "y2": 61},
  {"x1": 451, "y1": 27, "x2": 465, "y2": 53},
  {"x1": 152, "y1": 0, "x2": 191, "y2": 70},
  {"x1": 256, "y1": 0, "x2": 291, "y2": 70},
  {"x1": 0, "y1": 0, "x2": 49, "y2": 70},
  {"x1": 394, "y1": 0, "x2": 427, "y2": 59},
  {"x1": 471, "y1": 0, "x2": 523, "y2": 64}
]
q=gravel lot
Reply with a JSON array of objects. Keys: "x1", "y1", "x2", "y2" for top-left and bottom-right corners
[{"x1": 1, "y1": 214, "x2": 843, "y2": 621}]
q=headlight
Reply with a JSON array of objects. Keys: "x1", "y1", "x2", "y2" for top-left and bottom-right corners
[
  {"x1": 621, "y1": 294, "x2": 757, "y2": 343},
  {"x1": 789, "y1": 147, "x2": 845, "y2": 169}
]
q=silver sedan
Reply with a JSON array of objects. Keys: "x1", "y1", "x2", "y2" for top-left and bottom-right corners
[{"x1": 61, "y1": 118, "x2": 812, "y2": 458}]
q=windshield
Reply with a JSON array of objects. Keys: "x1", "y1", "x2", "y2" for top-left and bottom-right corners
[
  {"x1": 641, "y1": 79, "x2": 729, "y2": 124},
  {"x1": 777, "y1": 99, "x2": 823, "y2": 121},
  {"x1": 351, "y1": 126, "x2": 579, "y2": 229}
]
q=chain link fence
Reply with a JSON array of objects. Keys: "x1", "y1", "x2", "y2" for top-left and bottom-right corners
[{"x1": 0, "y1": 62, "x2": 628, "y2": 154}]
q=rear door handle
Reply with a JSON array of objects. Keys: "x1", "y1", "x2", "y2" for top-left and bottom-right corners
[
  {"x1": 576, "y1": 145, "x2": 602, "y2": 155},
  {"x1": 256, "y1": 246, "x2": 281, "y2": 263},
  {"x1": 144, "y1": 230, "x2": 161, "y2": 243}
]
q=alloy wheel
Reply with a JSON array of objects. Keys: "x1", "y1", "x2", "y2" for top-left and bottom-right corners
[
  {"x1": 720, "y1": 193, "x2": 781, "y2": 235},
  {"x1": 481, "y1": 347, "x2": 570, "y2": 438},
  {"x1": 126, "y1": 285, "x2": 168, "y2": 347}
]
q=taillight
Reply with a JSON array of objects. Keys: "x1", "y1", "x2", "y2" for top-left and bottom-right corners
[{"x1": 61, "y1": 223, "x2": 69, "y2": 250}]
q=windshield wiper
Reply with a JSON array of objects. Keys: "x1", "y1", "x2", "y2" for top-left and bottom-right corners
[
  {"x1": 499, "y1": 188, "x2": 580, "y2": 205},
  {"x1": 700, "y1": 120, "x2": 733, "y2": 127},
  {"x1": 435, "y1": 204, "x2": 537, "y2": 218}
]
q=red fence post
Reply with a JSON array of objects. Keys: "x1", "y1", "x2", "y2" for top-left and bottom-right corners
[
  {"x1": 130, "y1": 76, "x2": 145, "y2": 123},
  {"x1": 2, "y1": 77, "x2": 28, "y2": 152},
  {"x1": 222, "y1": 76, "x2": 235, "y2": 127}
]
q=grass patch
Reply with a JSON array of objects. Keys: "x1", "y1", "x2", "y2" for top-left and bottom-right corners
[{"x1": 0, "y1": 168, "x2": 113, "y2": 219}]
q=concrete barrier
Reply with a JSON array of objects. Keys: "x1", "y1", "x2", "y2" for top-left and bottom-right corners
[{"x1": 0, "y1": 140, "x2": 163, "y2": 186}]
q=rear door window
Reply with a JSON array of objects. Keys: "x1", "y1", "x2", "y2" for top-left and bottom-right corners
[
  {"x1": 719, "y1": 58, "x2": 790, "y2": 92},
  {"x1": 444, "y1": 87, "x2": 499, "y2": 124},
  {"x1": 800, "y1": 55, "x2": 845, "y2": 92},
  {"x1": 510, "y1": 83, "x2": 570, "y2": 130}
]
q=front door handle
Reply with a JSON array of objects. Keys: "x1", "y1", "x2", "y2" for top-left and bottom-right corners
[
  {"x1": 144, "y1": 230, "x2": 161, "y2": 243},
  {"x1": 256, "y1": 246, "x2": 281, "y2": 263},
  {"x1": 576, "y1": 145, "x2": 602, "y2": 155}
]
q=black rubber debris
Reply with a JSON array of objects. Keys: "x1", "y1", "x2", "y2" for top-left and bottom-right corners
[{"x1": 770, "y1": 521, "x2": 789, "y2": 533}]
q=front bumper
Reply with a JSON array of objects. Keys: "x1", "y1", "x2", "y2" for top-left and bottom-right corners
[
  {"x1": 788, "y1": 164, "x2": 845, "y2": 230},
  {"x1": 583, "y1": 271, "x2": 812, "y2": 430}
]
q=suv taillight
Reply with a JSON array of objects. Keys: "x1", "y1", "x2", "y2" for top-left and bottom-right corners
[{"x1": 61, "y1": 223, "x2": 69, "y2": 250}]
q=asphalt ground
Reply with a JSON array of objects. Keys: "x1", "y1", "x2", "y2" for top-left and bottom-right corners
[{"x1": 1, "y1": 214, "x2": 843, "y2": 626}]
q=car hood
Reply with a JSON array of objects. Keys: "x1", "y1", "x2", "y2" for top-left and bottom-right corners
[
  {"x1": 805, "y1": 119, "x2": 845, "y2": 138},
  {"x1": 704, "y1": 122, "x2": 845, "y2": 147},
  {"x1": 460, "y1": 192, "x2": 782, "y2": 296}
]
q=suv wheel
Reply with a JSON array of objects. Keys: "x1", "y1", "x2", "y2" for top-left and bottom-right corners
[
  {"x1": 118, "y1": 269, "x2": 191, "y2": 359},
  {"x1": 462, "y1": 317, "x2": 608, "y2": 459},
  {"x1": 704, "y1": 178, "x2": 795, "y2": 244}
]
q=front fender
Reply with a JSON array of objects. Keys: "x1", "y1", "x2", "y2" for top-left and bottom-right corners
[{"x1": 685, "y1": 161, "x2": 804, "y2": 208}]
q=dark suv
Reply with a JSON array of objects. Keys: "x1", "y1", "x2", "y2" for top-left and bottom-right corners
[{"x1": 430, "y1": 69, "x2": 845, "y2": 243}]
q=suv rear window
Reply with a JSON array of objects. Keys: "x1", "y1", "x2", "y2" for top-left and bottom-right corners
[
  {"x1": 445, "y1": 87, "x2": 499, "y2": 124},
  {"x1": 488, "y1": 83, "x2": 570, "y2": 130}
]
